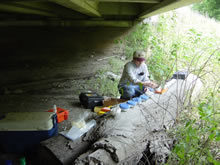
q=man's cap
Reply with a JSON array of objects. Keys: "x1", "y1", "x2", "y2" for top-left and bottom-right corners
[{"x1": 133, "y1": 50, "x2": 146, "y2": 61}]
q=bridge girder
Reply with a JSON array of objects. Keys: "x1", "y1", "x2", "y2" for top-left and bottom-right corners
[{"x1": 0, "y1": 0, "x2": 202, "y2": 26}]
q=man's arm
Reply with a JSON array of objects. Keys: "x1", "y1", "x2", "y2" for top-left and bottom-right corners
[{"x1": 141, "y1": 64, "x2": 158, "y2": 88}]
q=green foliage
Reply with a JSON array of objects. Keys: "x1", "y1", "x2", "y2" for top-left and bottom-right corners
[
  {"x1": 146, "y1": 13, "x2": 178, "y2": 81},
  {"x1": 120, "y1": 23, "x2": 151, "y2": 59},
  {"x1": 86, "y1": 73, "x2": 120, "y2": 97},
  {"x1": 166, "y1": 91, "x2": 220, "y2": 165},
  {"x1": 95, "y1": 75, "x2": 119, "y2": 97},
  {"x1": 85, "y1": 57, "x2": 122, "y2": 97},
  {"x1": 193, "y1": 0, "x2": 220, "y2": 21},
  {"x1": 116, "y1": 9, "x2": 220, "y2": 164},
  {"x1": 143, "y1": 11, "x2": 220, "y2": 165},
  {"x1": 108, "y1": 57, "x2": 124, "y2": 75}
]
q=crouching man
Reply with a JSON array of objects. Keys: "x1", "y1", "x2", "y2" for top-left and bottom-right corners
[{"x1": 118, "y1": 50, "x2": 157, "y2": 99}]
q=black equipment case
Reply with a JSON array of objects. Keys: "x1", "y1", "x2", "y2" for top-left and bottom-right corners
[
  {"x1": 172, "y1": 71, "x2": 188, "y2": 80},
  {"x1": 79, "y1": 92, "x2": 103, "y2": 109}
]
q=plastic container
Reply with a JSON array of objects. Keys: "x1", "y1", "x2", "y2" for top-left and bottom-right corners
[
  {"x1": 119, "y1": 103, "x2": 131, "y2": 111},
  {"x1": 132, "y1": 97, "x2": 142, "y2": 103},
  {"x1": 0, "y1": 112, "x2": 58, "y2": 153},
  {"x1": 60, "y1": 119, "x2": 96, "y2": 141},
  {"x1": 140, "y1": 94, "x2": 149, "y2": 101},
  {"x1": 98, "y1": 110, "x2": 106, "y2": 115},
  {"x1": 127, "y1": 100, "x2": 137, "y2": 106},
  {"x1": 94, "y1": 106, "x2": 103, "y2": 113},
  {"x1": 101, "y1": 107, "x2": 111, "y2": 112},
  {"x1": 48, "y1": 107, "x2": 69, "y2": 123},
  {"x1": 110, "y1": 105, "x2": 121, "y2": 117}
]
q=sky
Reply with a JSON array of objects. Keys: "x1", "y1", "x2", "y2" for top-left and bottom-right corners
[{"x1": 145, "y1": 6, "x2": 220, "y2": 37}]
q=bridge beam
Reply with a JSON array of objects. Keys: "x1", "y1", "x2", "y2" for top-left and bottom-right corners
[
  {"x1": 98, "y1": 0, "x2": 160, "y2": 3},
  {"x1": 0, "y1": 20, "x2": 135, "y2": 27},
  {"x1": 0, "y1": 2, "x2": 55, "y2": 17},
  {"x1": 50, "y1": 0, "x2": 101, "y2": 17},
  {"x1": 139, "y1": 0, "x2": 202, "y2": 19}
]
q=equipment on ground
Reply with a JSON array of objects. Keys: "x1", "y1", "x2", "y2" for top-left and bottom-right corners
[{"x1": 79, "y1": 91, "x2": 103, "y2": 109}]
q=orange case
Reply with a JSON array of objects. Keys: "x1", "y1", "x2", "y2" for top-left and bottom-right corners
[
  {"x1": 155, "y1": 88, "x2": 168, "y2": 94},
  {"x1": 48, "y1": 107, "x2": 69, "y2": 123}
]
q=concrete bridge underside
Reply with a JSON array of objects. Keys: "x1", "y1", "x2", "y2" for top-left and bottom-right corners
[{"x1": 0, "y1": 0, "x2": 201, "y2": 27}]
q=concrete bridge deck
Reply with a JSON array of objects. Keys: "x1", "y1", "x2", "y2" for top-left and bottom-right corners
[{"x1": 0, "y1": 0, "x2": 201, "y2": 27}]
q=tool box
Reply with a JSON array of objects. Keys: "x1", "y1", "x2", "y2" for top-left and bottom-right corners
[
  {"x1": 0, "y1": 112, "x2": 58, "y2": 153},
  {"x1": 79, "y1": 92, "x2": 103, "y2": 109}
]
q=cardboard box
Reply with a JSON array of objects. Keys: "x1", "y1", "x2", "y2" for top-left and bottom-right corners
[{"x1": 103, "y1": 98, "x2": 127, "y2": 107}]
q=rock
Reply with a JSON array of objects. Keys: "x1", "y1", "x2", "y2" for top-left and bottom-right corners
[
  {"x1": 105, "y1": 72, "x2": 120, "y2": 81},
  {"x1": 120, "y1": 56, "x2": 126, "y2": 61}
]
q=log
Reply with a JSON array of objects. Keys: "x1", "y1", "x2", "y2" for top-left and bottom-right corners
[
  {"x1": 74, "y1": 74, "x2": 202, "y2": 164},
  {"x1": 39, "y1": 134, "x2": 93, "y2": 165},
  {"x1": 40, "y1": 74, "x2": 202, "y2": 164}
]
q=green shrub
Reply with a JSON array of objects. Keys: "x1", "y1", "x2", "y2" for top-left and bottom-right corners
[
  {"x1": 117, "y1": 9, "x2": 220, "y2": 164},
  {"x1": 166, "y1": 91, "x2": 220, "y2": 165}
]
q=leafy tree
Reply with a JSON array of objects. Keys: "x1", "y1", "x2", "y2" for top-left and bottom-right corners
[{"x1": 193, "y1": 0, "x2": 220, "y2": 21}]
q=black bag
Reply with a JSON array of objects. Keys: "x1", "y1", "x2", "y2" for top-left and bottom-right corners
[{"x1": 79, "y1": 92, "x2": 103, "y2": 109}]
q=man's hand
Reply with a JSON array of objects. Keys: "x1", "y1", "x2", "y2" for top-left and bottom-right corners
[{"x1": 142, "y1": 81, "x2": 158, "y2": 88}]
